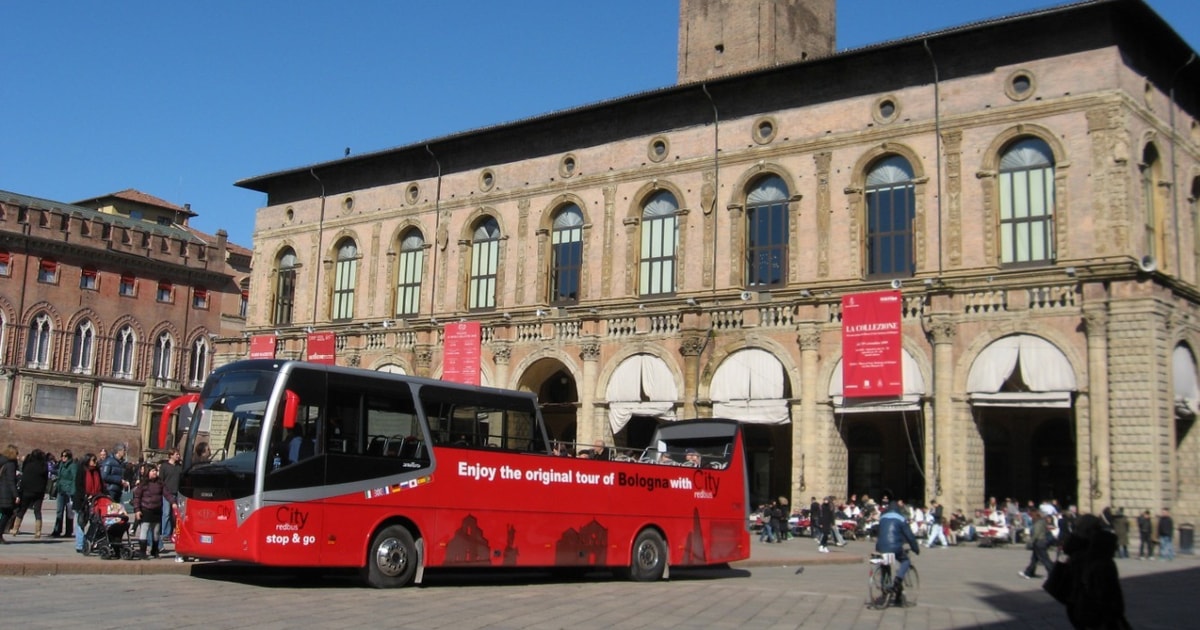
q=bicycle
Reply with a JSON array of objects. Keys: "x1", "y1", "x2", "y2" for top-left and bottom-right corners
[{"x1": 866, "y1": 552, "x2": 919, "y2": 609}]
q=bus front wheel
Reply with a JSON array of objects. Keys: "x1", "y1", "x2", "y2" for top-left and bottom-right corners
[
  {"x1": 629, "y1": 529, "x2": 667, "y2": 582},
  {"x1": 363, "y1": 525, "x2": 418, "y2": 588}
]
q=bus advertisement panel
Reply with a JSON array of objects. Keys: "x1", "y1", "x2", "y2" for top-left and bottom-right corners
[{"x1": 169, "y1": 360, "x2": 750, "y2": 587}]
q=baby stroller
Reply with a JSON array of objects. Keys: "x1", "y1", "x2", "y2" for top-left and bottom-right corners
[{"x1": 82, "y1": 495, "x2": 136, "y2": 560}]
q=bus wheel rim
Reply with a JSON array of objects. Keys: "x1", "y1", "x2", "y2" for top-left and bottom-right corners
[
  {"x1": 375, "y1": 537, "x2": 409, "y2": 577},
  {"x1": 636, "y1": 540, "x2": 659, "y2": 569}
]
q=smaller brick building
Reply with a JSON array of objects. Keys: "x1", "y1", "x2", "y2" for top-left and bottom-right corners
[{"x1": 0, "y1": 189, "x2": 249, "y2": 458}]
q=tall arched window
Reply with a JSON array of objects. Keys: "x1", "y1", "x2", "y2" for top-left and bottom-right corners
[
  {"x1": 152, "y1": 331, "x2": 174, "y2": 384},
  {"x1": 746, "y1": 175, "x2": 789, "y2": 287},
  {"x1": 274, "y1": 248, "x2": 297, "y2": 325},
  {"x1": 551, "y1": 204, "x2": 583, "y2": 305},
  {"x1": 999, "y1": 137, "x2": 1056, "y2": 266},
  {"x1": 71, "y1": 320, "x2": 96, "y2": 374},
  {"x1": 1142, "y1": 144, "x2": 1166, "y2": 266},
  {"x1": 25, "y1": 312, "x2": 52, "y2": 369},
  {"x1": 112, "y1": 325, "x2": 137, "y2": 379},
  {"x1": 332, "y1": 239, "x2": 358, "y2": 321},
  {"x1": 395, "y1": 230, "x2": 424, "y2": 317},
  {"x1": 189, "y1": 336, "x2": 209, "y2": 386},
  {"x1": 469, "y1": 217, "x2": 500, "y2": 311},
  {"x1": 865, "y1": 155, "x2": 916, "y2": 278},
  {"x1": 640, "y1": 191, "x2": 679, "y2": 296}
]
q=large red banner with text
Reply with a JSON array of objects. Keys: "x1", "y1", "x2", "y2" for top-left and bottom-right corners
[
  {"x1": 841, "y1": 290, "x2": 903, "y2": 398},
  {"x1": 305, "y1": 331, "x2": 336, "y2": 365},
  {"x1": 442, "y1": 321, "x2": 481, "y2": 385},
  {"x1": 249, "y1": 334, "x2": 276, "y2": 359}
]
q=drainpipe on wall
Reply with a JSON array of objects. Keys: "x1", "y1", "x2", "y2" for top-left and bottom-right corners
[
  {"x1": 1169, "y1": 53, "x2": 1196, "y2": 276},
  {"x1": 425, "y1": 145, "x2": 443, "y2": 319}
]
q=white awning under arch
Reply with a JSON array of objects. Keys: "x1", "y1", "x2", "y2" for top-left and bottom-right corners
[
  {"x1": 966, "y1": 334, "x2": 1075, "y2": 408},
  {"x1": 710, "y1": 348, "x2": 789, "y2": 424},
  {"x1": 829, "y1": 349, "x2": 925, "y2": 413},
  {"x1": 1174, "y1": 344, "x2": 1199, "y2": 417},
  {"x1": 606, "y1": 354, "x2": 678, "y2": 434}
]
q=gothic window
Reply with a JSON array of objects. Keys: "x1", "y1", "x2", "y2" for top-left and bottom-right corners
[
  {"x1": 112, "y1": 325, "x2": 137, "y2": 379},
  {"x1": 152, "y1": 331, "x2": 174, "y2": 384},
  {"x1": 25, "y1": 312, "x2": 52, "y2": 369},
  {"x1": 189, "y1": 336, "x2": 209, "y2": 386},
  {"x1": 71, "y1": 320, "x2": 96, "y2": 374}
]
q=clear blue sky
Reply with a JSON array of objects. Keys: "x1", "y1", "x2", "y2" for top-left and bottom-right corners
[{"x1": 3, "y1": 1, "x2": 1197, "y2": 246}]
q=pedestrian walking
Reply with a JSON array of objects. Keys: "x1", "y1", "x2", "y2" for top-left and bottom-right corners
[
  {"x1": 0, "y1": 444, "x2": 18, "y2": 544},
  {"x1": 1158, "y1": 507, "x2": 1175, "y2": 561},
  {"x1": 1020, "y1": 510, "x2": 1055, "y2": 579},
  {"x1": 51, "y1": 449, "x2": 77, "y2": 538},
  {"x1": 1136, "y1": 510, "x2": 1155, "y2": 559},
  {"x1": 11, "y1": 449, "x2": 49, "y2": 538}
]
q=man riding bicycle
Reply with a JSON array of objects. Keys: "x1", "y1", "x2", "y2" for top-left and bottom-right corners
[{"x1": 875, "y1": 495, "x2": 920, "y2": 594}]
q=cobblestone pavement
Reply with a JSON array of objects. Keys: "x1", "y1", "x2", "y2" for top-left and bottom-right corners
[{"x1": 1, "y1": 530, "x2": 1193, "y2": 629}]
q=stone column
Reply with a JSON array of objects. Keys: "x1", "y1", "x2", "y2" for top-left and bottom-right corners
[
  {"x1": 1083, "y1": 309, "x2": 1110, "y2": 513},
  {"x1": 795, "y1": 325, "x2": 821, "y2": 508},
  {"x1": 927, "y1": 317, "x2": 959, "y2": 507},
  {"x1": 579, "y1": 339, "x2": 602, "y2": 446}
]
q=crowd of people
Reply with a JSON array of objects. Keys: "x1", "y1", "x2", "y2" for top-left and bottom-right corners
[{"x1": 0, "y1": 442, "x2": 181, "y2": 560}]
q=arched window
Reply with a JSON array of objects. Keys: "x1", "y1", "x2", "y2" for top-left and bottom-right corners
[
  {"x1": 274, "y1": 248, "x2": 297, "y2": 325},
  {"x1": 189, "y1": 336, "x2": 209, "y2": 386},
  {"x1": 395, "y1": 230, "x2": 424, "y2": 317},
  {"x1": 865, "y1": 155, "x2": 916, "y2": 278},
  {"x1": 152, "y1": 331, "x2": 174, "y2": 384},
  {"x1": 999, "y1": 138, "x2": 1056, "y2": 266},
  {"x1": 112, "y1": 325, "x2": 137, "y2": 379},
  {"x1": 332, "y1": 239, "x2": 358, "y2": 321},
  {"x1": 25, "y1": 312, "x2": 52, "y2": 369},
  {"x1": 640, "y1": 191, "x2": 679, "y2": 296},
  {"x1": 71, "y1": 320, "x2": 96, "y2": 374},
  {"x1": 1142, "y1": 144, "x2": 1166, "y2": 266},
  {"x1": 551, "y1": 204, "x2": 583, "y2": 304},
  {"x1": 469, "y1": 217, "x2": 500, "y2": 311},
  {"x1": 746, "y1": 175, "x2": 789, "y2": 287}
]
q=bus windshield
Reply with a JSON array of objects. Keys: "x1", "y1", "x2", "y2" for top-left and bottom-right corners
[{"x1": 184, "y1": 365, "x2": 282, "y2": 476}]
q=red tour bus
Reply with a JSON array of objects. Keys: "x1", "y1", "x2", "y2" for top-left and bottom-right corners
[{"x1": 165, "y1": 359, "x2": 750, "y2": 587}]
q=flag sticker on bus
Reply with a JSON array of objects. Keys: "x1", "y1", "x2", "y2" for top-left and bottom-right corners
[{"x1": 365, "y1": 476, "x2": 431, "y2": 499}]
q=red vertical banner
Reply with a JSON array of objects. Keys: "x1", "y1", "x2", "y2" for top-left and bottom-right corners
[
  {"x1": 305, "y1": 331, "x2": 337, "y2": 365},
  {"x1": 249, "y1": 334, "x2": 277, "y2": 359},
  {"x1": 442, "y1": 321, "x2": 481, "y2": 385},
  {"x1": 841, "y1": 290, "x2": 903, "y2": 398}
]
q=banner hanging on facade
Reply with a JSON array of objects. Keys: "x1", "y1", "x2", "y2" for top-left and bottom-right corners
[
  {"x1": 249, "y1": 334, "x2": 277, "y2": 359},
  {"x1": 841, "y1": 290, "x2": 903, "y2": 398},
  {"x1": 442, "y1": 321, "x2": 482, "y2": 385},
  {"x1": 306, "y1": 331, "x2": 336, "y2": 365}
]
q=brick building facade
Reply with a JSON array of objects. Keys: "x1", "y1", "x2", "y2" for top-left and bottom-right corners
[
  {"x1": 0, "y1": 189, "x2": 249, "y2": 457},
  {"x1": 232, "y1": 0, "x2": 1200, "y2": 522}
]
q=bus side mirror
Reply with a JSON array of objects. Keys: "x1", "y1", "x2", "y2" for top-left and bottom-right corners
[{"x1": 283, "y1": 390, "x2": 300, "y2": 430}]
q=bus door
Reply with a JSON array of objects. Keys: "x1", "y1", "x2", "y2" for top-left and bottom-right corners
[{"x1": 260, "y1": 367, "x2": 327, "y2": 565}]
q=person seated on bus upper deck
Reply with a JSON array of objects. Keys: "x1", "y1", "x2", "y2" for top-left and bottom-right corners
[
  {"x1": 590, "y1": 441, "x2": 610, "y2": 461},
  {"x1": 683, "y1": 448, "x2": 701, "y2": 467}
]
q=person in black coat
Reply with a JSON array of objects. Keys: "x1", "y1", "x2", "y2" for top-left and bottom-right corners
[
  {"x1": 0, "y1": 444, "x2": 18, "y2": 544},
  {"x1": 818, "y1": 496, "x2": 835, "y2": 552},
  {"x1": 1060, "y1": 514, "x2": 1131, "y2": 629},
  {"x1": 11, "y1": 449, "x2": 49, "y2": 538}
]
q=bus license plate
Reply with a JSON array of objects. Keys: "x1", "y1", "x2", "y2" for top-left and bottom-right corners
[{"x1": 199, "y1": 534, "x2": 213, "y2": 544}]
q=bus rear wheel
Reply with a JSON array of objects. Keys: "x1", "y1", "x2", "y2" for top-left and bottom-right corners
[
  {"x1": 363, "y1": 525, "x2": 417, "y2": 588},
  {"x1": 629, "y1": 529, "x2": 667, "y2": 582}
]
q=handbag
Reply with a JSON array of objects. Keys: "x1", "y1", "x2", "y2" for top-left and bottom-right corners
[{"x1": 1042, "y1": 551, "x2": 1073, "y2": 604}]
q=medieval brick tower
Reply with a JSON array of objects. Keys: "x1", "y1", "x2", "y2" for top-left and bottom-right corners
[{"x1": 677, "y1": 0, "x2": 836, "y2": 83}]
